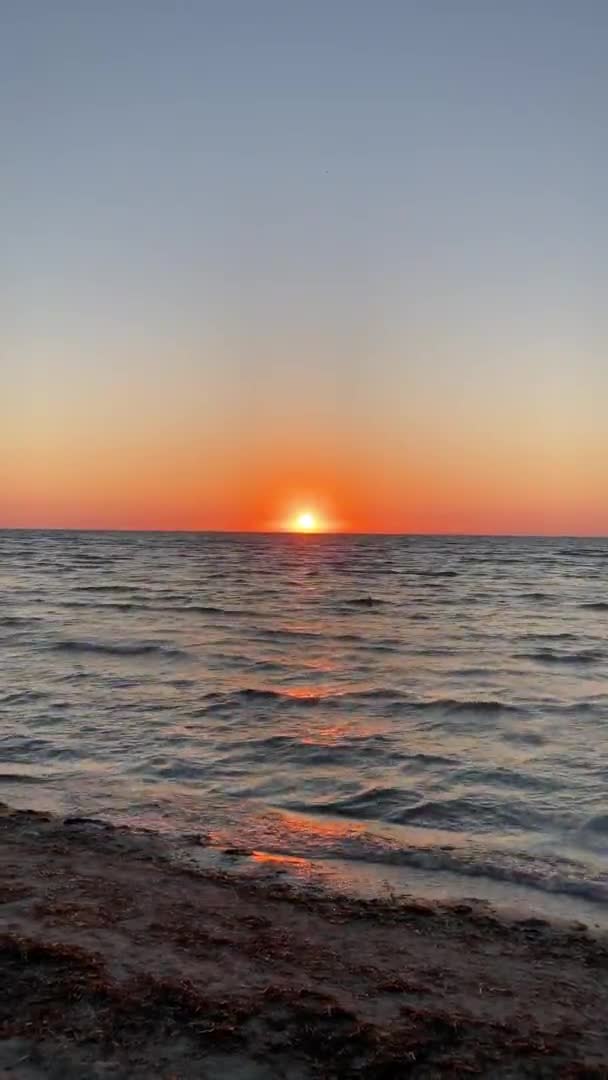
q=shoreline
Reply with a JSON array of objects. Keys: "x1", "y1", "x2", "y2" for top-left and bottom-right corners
[
  {"x1": 1, "y1": 804, "x2": 607, "y2": 1076},
  {"x1": 4, "y1": 788, "x2": 607, "y2": 934}
]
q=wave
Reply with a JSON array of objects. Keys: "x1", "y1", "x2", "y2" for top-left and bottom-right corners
[
  {"x1": 580, "y1": 813, "x2": 608, "y2": 836},
  {"x1": 241, "y1": 688, "x2": 312, "y2": 702},
  {"x1": 329, "y1": 843, "x2": 608, "y2": 906},
  {"x1": 58, "y1": 600, "x2": 227, "y2": 615},
  {"x1": 50, "y1": 639, "x2": 189, "y2": 659},
  {"x1": 58, "y1": 601, "x2": 146, "y2": 611},
  {"x1": 211, "y1": 687, "x2": 327, "y2": 707},
  {"x1": 252, "y1": 627, "x2": 324, "y2": 642},
  {"x1": 501, "y1": 730, "x2": 546, "y2": 746},
  {"x1": 224, "y1": 732, "x2": 395, "y2": 768},
  {"x1": 389, "y1": 796, "x2": 546, "y2": 831},
  {"x1": 0, "y1": 615, "x2": 40, "y2": 627},
  {"x1": 0, "y1": 690, "x2": 49, "y2": 705},
  {"x1": 519, "y1": 632, "x2": 577, "y2": 642},
  {"x1": 259, "y1": 813, "x2": 608, "y2": 904},
  {"x1": 341, "y1": 687, "x2": 410, "y2": 702},
  {"x1": 410, "y1": 569, "x2": 459, "y2": 578},
  {"x1": 342, "y1": 596, "x2": 387, "y2": 608},
  {"x1": 580, "y1": 602, "x2": 608, "y2": 612},
  {"x1": 196, "y1": 685, "x2": 491, "y2": 711},
  {"x1": 67, "y1": 555, "x2": 107, "y2": 565},
  {"x1": 169, "y1": 603, "x2": 243, "y2": 616},
  {"x1": 363, "y1": 642, "x2": 401, "y2": 654},
  {"x1": 0, "y1": 771, "x2": 50, "y2": 784},
  {"x1": 334, "y1": 634, "x2": 403, "y2": 649},
  {"x1": 518, "y1": 648, "x2": 603, "y2": 665},
  {"x1": 358, "y1": 694, "x2": 518, "y2": 715},
  {"x1": 179, "y1": 604, "x2": 230, "y2": 615},
  {"x1": 452, "y1": 764, "x2": 556, "y2": 791},
  {"x1": 287, "y1": 786, "x2": 414, "y2": 819},
  {"x1": 288, "y1": 787, "x2": 543, "y2": 832},
  {"x1": 73, "y1": 584, "x2": 137, "y2": 593},
  {"x1": 434, "y1": 698, "x2": 519, "y2": 715},
  {"x1": 559, "y1": 548, "x2": 607, "y2": 559}
]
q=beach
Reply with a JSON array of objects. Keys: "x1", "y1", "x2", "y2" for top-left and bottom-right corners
[{"x1": 1, "y1": 804, "x2": 607, "y2": 1078}]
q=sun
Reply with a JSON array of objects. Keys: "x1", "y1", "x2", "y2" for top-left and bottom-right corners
[
  {"x1": 277, "y1": 501, "x2": 335, "y2": 532},
  {"x1": 293, "y1": 510, "x2": 318, "y2": 532}
]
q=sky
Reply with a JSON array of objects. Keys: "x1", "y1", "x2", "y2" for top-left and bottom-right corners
[{"x1": 2, "y1": 0, "x2": 607, "y2": 534}]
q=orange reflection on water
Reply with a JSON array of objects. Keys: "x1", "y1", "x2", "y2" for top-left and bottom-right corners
[
  {"x1": 277, "y1": 808, "x2": 368, "y2": 842},
  {"x1": 299, "y1": 722, "x2": 350, "y2": 745},
  {"x1": 282, "y1": 686, "x2": 335, "y2": 701},
  {"x1": 299, "y1": 714, "x2": 380, "y2": 745},
  {"x1": 251, "y1": 850, "x2": 310, "y2": 869},
  {"x1": 283, "y1": 686, "x2": 322, "y2": 700},
  {"x1": 300, "y1": 657, "x2": 337, "y2": 672}
]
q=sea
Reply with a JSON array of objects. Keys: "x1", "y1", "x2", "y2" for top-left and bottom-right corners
[{"x1": 1, "y1": 530, "x2": 608, "y2": 925}]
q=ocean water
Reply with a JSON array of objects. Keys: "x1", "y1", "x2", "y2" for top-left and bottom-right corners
[{"x1": 1, "y1": 530, "x2": 608, "y2": 919}]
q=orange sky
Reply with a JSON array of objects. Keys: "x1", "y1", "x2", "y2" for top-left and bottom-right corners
[{"x1": 2, "y1": 387, "x2": 607, "y2": 533}]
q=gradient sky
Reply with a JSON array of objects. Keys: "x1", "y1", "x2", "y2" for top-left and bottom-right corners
[{"x1": 2, "y1": 0, "x2": 607, "y2": 533}]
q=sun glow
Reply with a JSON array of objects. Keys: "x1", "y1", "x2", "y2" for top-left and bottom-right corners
[
  {"x1": 293, "y1": 510, "x2": 318, "y2": 532},
  {"x1": 274, "y1": 497, "x2": 339, "y2": 533}
]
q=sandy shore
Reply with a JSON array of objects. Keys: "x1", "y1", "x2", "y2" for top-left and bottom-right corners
[{"x1": 1, "y1": 804, "x2": 607, "y2": 1078}]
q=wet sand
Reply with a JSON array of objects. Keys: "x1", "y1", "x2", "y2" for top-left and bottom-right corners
[{"x1": 1, "y1": 803, "x2": 607, "y2": 1078}]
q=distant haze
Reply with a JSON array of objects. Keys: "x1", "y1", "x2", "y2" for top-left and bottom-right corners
[{"x1": 2, "y1": 1, "x2": 607, "y2": 534}]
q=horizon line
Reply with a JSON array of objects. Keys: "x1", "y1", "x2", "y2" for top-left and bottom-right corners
[{"x1": 1, "y1": 527, "x2": 607, "y2": 541}]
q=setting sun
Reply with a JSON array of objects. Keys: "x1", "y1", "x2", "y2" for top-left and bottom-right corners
[
  {"x1": 293, "y1": 511, "x2": 317, "y2": 532},
  {"x1": 274, "y1": 498, "x2": 340, "y2": 533}
]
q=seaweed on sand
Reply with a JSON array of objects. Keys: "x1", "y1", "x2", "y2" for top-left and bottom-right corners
[{"x1": 0, "y1": 933, "x2": 602, "y2": 1077}]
